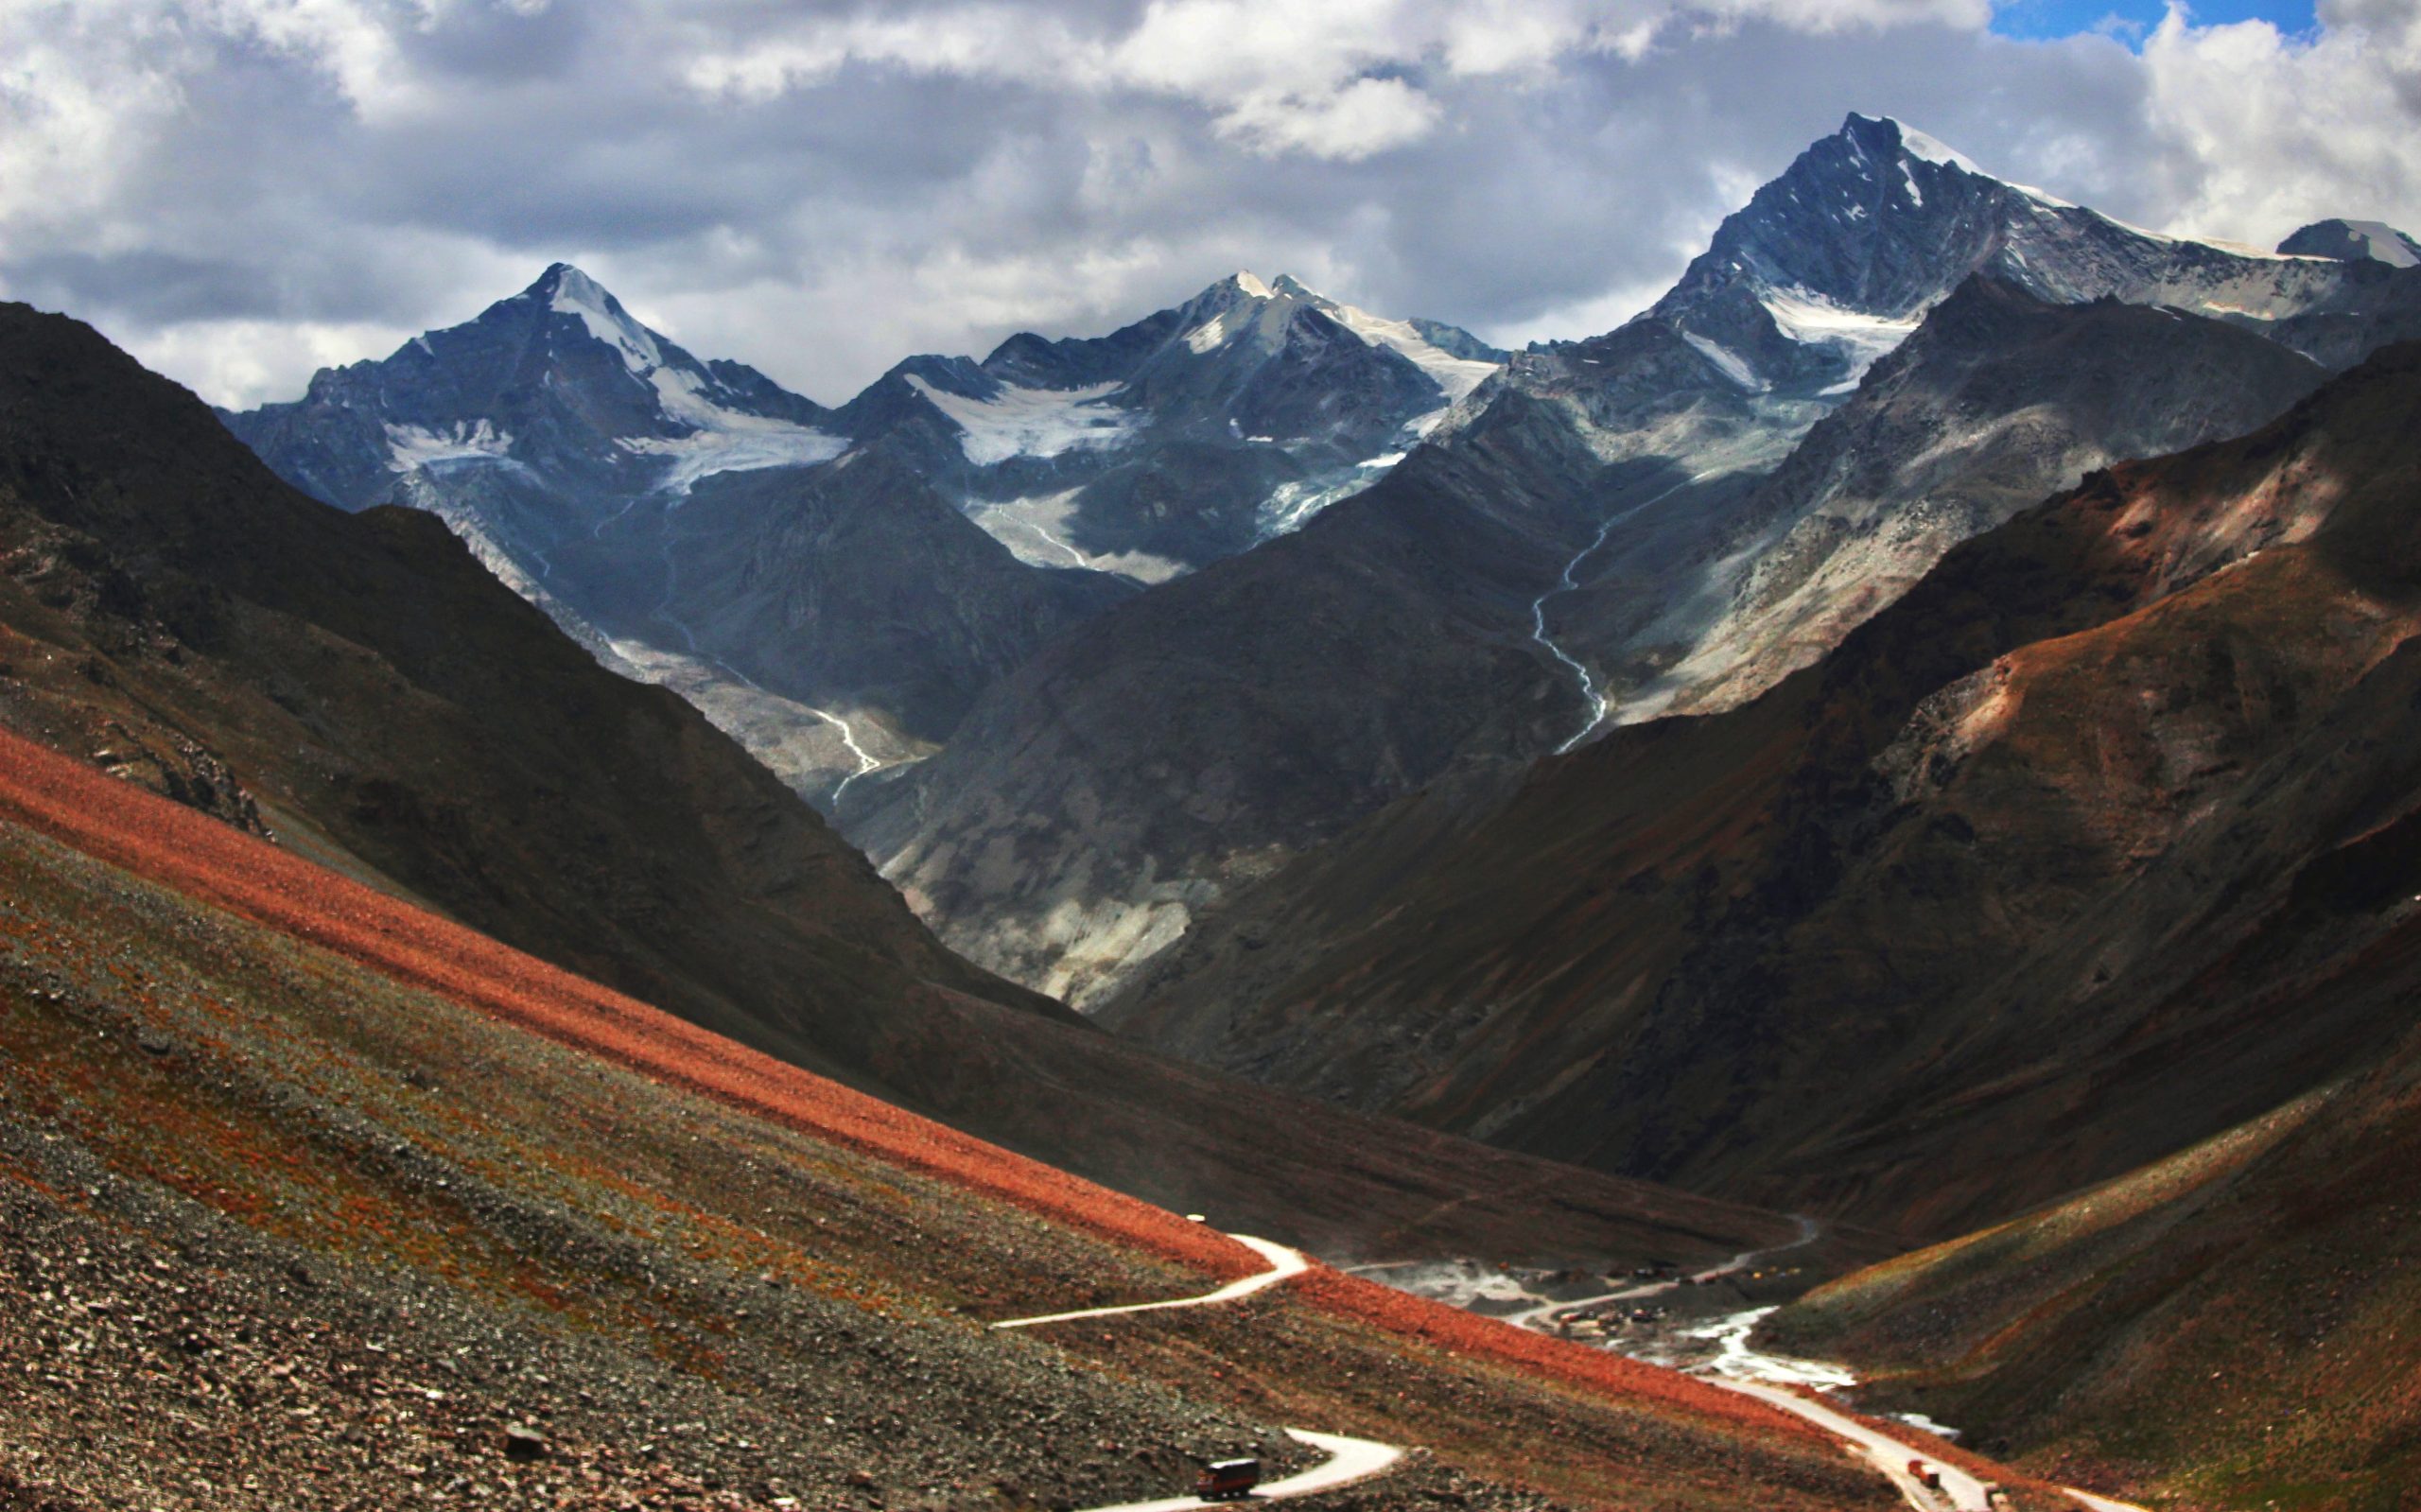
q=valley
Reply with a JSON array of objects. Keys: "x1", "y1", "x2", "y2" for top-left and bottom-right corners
[{"x1": 0, "y1": 35, "x2": 2415, "y2": 1507}]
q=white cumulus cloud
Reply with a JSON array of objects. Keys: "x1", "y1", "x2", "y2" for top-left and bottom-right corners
[{"x1": 0, "y1": 0, "x2": 2410, "y2": 409}]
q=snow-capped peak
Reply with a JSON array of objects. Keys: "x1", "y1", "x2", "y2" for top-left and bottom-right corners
[
  {"x1": 511, "y1": 263, "x2": 849, "y2": 494},
  {"x1": 1890, "y1": 121, "x2": 1980, "y2": 174},
  {"x1": 1838, "y1": 113, "x2": 1983, "y2": 176},
  {"x1": 542, "y1": 264, "x2": 669, "y2": 377},
  {"x1": 1186, "y1": 269, "x2": 1502, "y2": 404},
  {"x1": 544, "y1": 262, "x2": 610, "y2": 311},
  {"x1": 1310, "y1": 291, "x2": 1502, "y2": 405},
  {"x1": 2279, "y1": 218, "x2": 2421, "y2": 269}
]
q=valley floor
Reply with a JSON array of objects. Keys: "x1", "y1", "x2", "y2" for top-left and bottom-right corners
[{"x1": 1362, "y1": 1231, "x2": 2153, "y2": 1512}]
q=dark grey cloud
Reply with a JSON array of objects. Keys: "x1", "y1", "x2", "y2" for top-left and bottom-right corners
[{"x1": 1, "y1": 0, "x2": 2412, "y2": 408}]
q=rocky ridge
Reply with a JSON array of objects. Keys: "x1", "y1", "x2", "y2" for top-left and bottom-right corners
[{"x1": 225, "y1": 266, "x2": 1503, "y2": 807}]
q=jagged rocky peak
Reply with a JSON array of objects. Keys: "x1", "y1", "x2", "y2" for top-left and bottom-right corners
[
  {"x1": 525, "y1": 262, "x2": 675, "y2": 369},
  {"x1": 396, "y1": 262, "x2": 829, "y2": 439},
  {"x1": 509, "y1": 262, "x2": 834, "y2": 435},
  {"x1": 2279, "y1": 218, "x2": 2421, "y2": 268},
  {"x1": 1632, "y1": 110, "x2": 2391, "y2": 403},
  {"x1": 1633, "y1": 112, "x2": 2027, "y2": 398},
  {"x1": 1172, "y1": 269, "x2": 1362, "y2": 345},
  {"x1": 1682, "y1": 113, "x2": 2013, "y2": 311},
  {"x1": 226, "y1": 261, "x2": 844, "y2": 518},
  {"x1": 533, "y1": 259, "x2": 612, "y2": 307}
]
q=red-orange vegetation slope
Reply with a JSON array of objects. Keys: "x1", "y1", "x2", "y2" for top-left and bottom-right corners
[{"x1": 0, "y1": 722, "x2": 1247, "y2": 1280}]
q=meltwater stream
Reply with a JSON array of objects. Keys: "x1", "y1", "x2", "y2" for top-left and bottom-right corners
[
  {"x1": 1529, "y1": 474, "x2": 1709, "y2": 754},
  {"x1": 647, "y1": 504, "x2": 897, "y2": 805}
]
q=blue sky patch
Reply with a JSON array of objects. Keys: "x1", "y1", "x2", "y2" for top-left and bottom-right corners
[{"x1": 1991, "y1": 0, "x2": 2318, "y2": 43}]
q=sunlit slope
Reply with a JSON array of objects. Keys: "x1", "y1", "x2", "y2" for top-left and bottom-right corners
[{"x1": 1771, "y1": 1014, "x2": 2421, "y2": 1510}]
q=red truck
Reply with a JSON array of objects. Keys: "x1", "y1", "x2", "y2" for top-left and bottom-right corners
[
  {"x1": 1196, "y1": 1458, "x2": 1262, "y2": 1501},
  {"x1": 1907, "y1": 1459, "x2": 1943, "y2": 1490}
]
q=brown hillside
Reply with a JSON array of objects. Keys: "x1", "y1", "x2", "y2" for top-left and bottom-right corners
[{"x1": 1772, "y1": 989, "x2": 2421, "y2": 1509}]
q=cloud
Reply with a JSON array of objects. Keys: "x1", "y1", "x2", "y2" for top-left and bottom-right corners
[
  {"x1": 2131, "y1": 0, "x2": 2421, "y2": 243},
  {"x1": 0, "y1": 0, "x2": 2409, "y2": 408},
  {"x1": 1211, "y1": 76, "x2": 1442, "y2": 160}
]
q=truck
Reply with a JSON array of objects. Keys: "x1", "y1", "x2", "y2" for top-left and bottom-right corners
[
  {"x1": 1195, "y1": 1458, "x2": 1262, "y2": 1501},
  {"x1": 1906, "y1": 1459, "x2": 1942, "y2": 1490}
]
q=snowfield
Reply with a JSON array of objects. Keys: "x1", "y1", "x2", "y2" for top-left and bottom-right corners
[
  {"x1": 1681, "y1": 332, "x2": 1766, "y2": 391},
  {"x1": 1759, "y1": 286, "x2": 1925, "y2": 390},
  {"x1": 906, "y1": 375, "x2": 1142, "y2": 466},
  {"x1": 386, "y1": 419, "x2": 515, "y2": 470},
  {"x1": 1320, "y1": 300, "x2": 1502, "y2": 404},
  {"x1": 620, "y1": 417, "x2": 847, "y2": 496}
]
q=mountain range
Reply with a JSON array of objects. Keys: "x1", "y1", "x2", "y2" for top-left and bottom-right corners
[
  {"x1": 10, "y1": 102, "x2": 2420, "y2": 1511},
  {"x1": 855, "y1": 113, "x2": 2421, "y2": 1007},
  {"x1": 1, "y1": 294, "x2": 1824, "y2": 1268},
  {"x1": 225, "y1": 263, "x2": 1502, "y2": 809},
  {"x1": 208, "y1": 110, "x2": 2421, "y2": 1044}
]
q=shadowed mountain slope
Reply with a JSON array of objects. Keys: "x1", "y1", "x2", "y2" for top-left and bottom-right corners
[
  {"x1": 0, "y1": 296, "x2": 1064, "y2": 1073},
  {"x1": 1108, "y1": 341, "x2": 2421, "y2": 1246},
  {"x1": 552, "y1": 437, "x2": 1136, "y2": 746}
]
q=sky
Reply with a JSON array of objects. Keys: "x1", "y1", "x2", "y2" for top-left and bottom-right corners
[
  {"x1": 1989, "y1": 0, "x2": 2315, "y2": 39},
  {"x1": 1, "y1": 0, "x2": 2412, "y2": 410}
]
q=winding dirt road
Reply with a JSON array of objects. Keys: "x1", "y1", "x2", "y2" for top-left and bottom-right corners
[
  {"x1": 1076, "y1": 1429, "x2": 1404, "y2": 1512},
  {"x1": 991, "y1": 1235, "x2": 1405, "y2": 1509},
  {"x1": 1718, "y1": 1381, "x2": 1994, "y2": 1510},
  {"x1": 991, "y1": 1234, "x2": 1309, "y2": 1330},
  {"x1": 1502, "y1": 1218, "x2": 2151, "y2": 1512}
]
